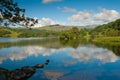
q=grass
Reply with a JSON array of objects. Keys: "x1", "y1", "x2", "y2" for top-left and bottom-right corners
[
  {"x1": 93, "y1": 37, "x2": 120, "y2": 45},
  {"x1": 3, "y1": 28, "x2": 20, "y2": 37},
  {"x1": 93, "y1": 37, "x2": 120, "y2": 42},
  {"x1": 9, "y1": 32, "x2": 20, "y2": 37}
]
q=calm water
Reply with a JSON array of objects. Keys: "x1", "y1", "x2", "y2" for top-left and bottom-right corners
[{"x1": 0, "y1": 37, "x2": 120, "y2": 80}]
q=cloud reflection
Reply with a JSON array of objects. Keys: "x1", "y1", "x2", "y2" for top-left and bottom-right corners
[
  {"x1": 0, "y1": 46, "x2": 119, "y2": 64},
  {"x1": 44, "y1": 70, "x2": 64, "y2": 80},
  {"x1": 0, "y1": 46, "x2": 65, "y2": 64},
  {"x1": 69, "y1": 47, "x2": 119, "y2": 64}
]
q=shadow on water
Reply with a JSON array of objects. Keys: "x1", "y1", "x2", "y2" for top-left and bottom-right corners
[{"x1": 0, "y1": 60, "x2": 50, "y2": 80}]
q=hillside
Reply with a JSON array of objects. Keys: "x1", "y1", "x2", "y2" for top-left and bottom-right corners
[
  {"x1": 90, "y1": 19, "x2": 120, "y2": 37},
  {"x1": 37, "y1": 24, "x2": 84, "y2": 32},
  {"x1": 0, "y1": 27, "x2": 20, "y2": 37}
]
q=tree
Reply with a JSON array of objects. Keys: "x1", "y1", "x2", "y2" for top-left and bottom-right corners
[
  {"x1": 0, "y1": 0, "x2": 38, "y2": 28},
  {"x1": 71, "y1": 27, "x2": 79, "y2": 34},
  {"x1": 60, "y1": 27, "x2": 80, "y2": 40}
]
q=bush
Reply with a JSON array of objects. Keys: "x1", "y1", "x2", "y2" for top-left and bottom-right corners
[{"x1": 0, "y1": 29, "x2": 11, "y2": 37}]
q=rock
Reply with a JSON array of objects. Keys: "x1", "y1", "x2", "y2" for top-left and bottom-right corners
[
  {"x1": 35, "y1": 64, "x2": 44, "y2": 68},
  {"x1": 0, "y1": 60, "x2": 50, "y2": 80}
]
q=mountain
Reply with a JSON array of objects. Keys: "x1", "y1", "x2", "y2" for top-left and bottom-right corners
[
  {"x1": 37, "y1": 24, "x2": 84, "y2": 32},
  {"x1": 85, "y1": 25, "x2": 98, "y2": 29},
  {"x1": 92, "y1": 19, "x2": 120, "y2": 32}
]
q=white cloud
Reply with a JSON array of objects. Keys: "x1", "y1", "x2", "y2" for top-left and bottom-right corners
[
  {"x1": 38, "y1": 18, "x2": 56, "y2": 26},
  {"x1": 42, "y1": 0, "x2": 62, "y2": 3},
  {"x1": 68, "y1": 8, "x2": 120, "y2": 25},
  {"x1": 94, "y1": 8, "x2": 120, "y2": 22},
  {"x1": 68, "y1": 11, "x2": 92, "y2": 25},
  {"x1": 58, "y1": 7, "x2": 77, "y2": 13},
  {"x1": 34, "y1": 17, "x2": 65, "y2": 27}
]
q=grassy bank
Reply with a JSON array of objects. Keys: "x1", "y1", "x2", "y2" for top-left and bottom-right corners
[
  {"x1": 93, "y1": 37, "x2": 120, "y2": 45},
  {"x1": 93, "y1": 37, "x2": 120, "y2": 42}
]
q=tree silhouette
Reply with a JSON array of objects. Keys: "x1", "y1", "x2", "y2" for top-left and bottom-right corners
[{"x1": 0, "y1": 0, "x2": 38, "y2": 28}]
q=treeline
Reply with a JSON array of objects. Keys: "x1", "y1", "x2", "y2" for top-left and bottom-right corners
[
  {"x1": 60, "y1": 27, "x2": 80, "y2": 40},
  {"x1": 17, "y1": 29, "x2": 59, "y2": 37},
  {"x1": 0, "y1": 27, "x2": 59, "y2": 37},
  {"x1": 59, "y1": 19, "x2": 120, "y2": 41}
]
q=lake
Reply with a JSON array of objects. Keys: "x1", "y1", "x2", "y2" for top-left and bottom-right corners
[{"x1": 0, "y1": 37, "x2": 120, "y2": 80}]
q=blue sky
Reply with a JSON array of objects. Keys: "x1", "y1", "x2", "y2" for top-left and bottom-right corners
[{"x1": 14, "y1": 0, "x2": 120, "y2": 27}]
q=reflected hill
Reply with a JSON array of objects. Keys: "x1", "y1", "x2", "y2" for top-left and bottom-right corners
[
  {"x1": 59, "y1": 38, "x2": 91, "y2": 49},
  {"x1": 93, "y1": 42, "x2": 120, "y2": 56},
  {"x1": 0, "y1": 38, "x2": 63, "y2": 49},
  {"x1": 0, "y1": 37, "x2": 120, "y2": 57},
  {"x1": 0, "y1": 60, "x2": 50, "y2": 80},
  {"x1": 0, "y1": 38, "x2": 91, "y2": 49}
]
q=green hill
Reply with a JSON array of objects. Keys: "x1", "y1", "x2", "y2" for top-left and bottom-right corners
[{"x1": 90, "y1": 19, "x2": 120, "y2": 37}]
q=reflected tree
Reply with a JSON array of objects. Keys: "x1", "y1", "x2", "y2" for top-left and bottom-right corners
[
  {"x1": 59, "y1": 39, "x2": 80, "y2": 48},
  {"x1": 94, "y1": 42, "x2": 120, "y2": 56}
]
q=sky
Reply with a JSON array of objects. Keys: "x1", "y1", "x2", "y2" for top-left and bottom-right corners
[{"x1": 14, "y1": 0, "x2": 120, "y2": 27}]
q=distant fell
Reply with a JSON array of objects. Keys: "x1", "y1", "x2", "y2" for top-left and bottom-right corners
[{"x1": 37, "y1": 24, "x2": 84, "y2": 32}]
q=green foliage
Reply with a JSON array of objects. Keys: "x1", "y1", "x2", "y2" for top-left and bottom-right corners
[
  {"x1": 90, "y1": 19, "x2": 120, "y2": 37},
  {"x1": 107, "y1": 19, "x2": 120, "y2": 30},
  {"x1": 0, "y1": 28, "x2": 11, "y2": 37},
  {"x1": 93, "y1": 37, "x2": 120, "y2": 42},
  {"x1": 79, "y1": 28, "x2": 91, "y2": 37},
  {"x1": 18, "y1": 31, "x2": 58, "y2": 37},
  {"x1": 0, "y1": 27, "x2": 60, "y2": 37},
  {"x1": 60, "y1": 27, "x2": 80, "y2": 40},
  {"x1": 0, "y1": 0, "x2": 38, "y2": 28}
]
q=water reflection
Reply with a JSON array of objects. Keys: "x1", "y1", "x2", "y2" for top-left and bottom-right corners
[
  {"x1": 94, "y1": 42, "x2": 120, "y2": 56},
  {"x1": 0, "y1": 38, "x2": 120, "y2": 80},
  {"x1": 0, "y1": 46, "x2": 65, "y2": 64},
  {"x1": 69, "y1": 47, "x2": 118, "y2": 64},
  {"x1": 0, "y1": 45, "x2": 118, "y2": 64},
  {"x1": 60, "y1": 39, "x2": 80, "y2": 48},
  {"x1": 0, "y1": 60, "x2": 50, "y2": 80},
  {"x1": 0, "y1": 38, "x2": 62, "y2": 49},
  {"x1": 44, "y1": 70, "x2": 64, "y2": 80}
]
